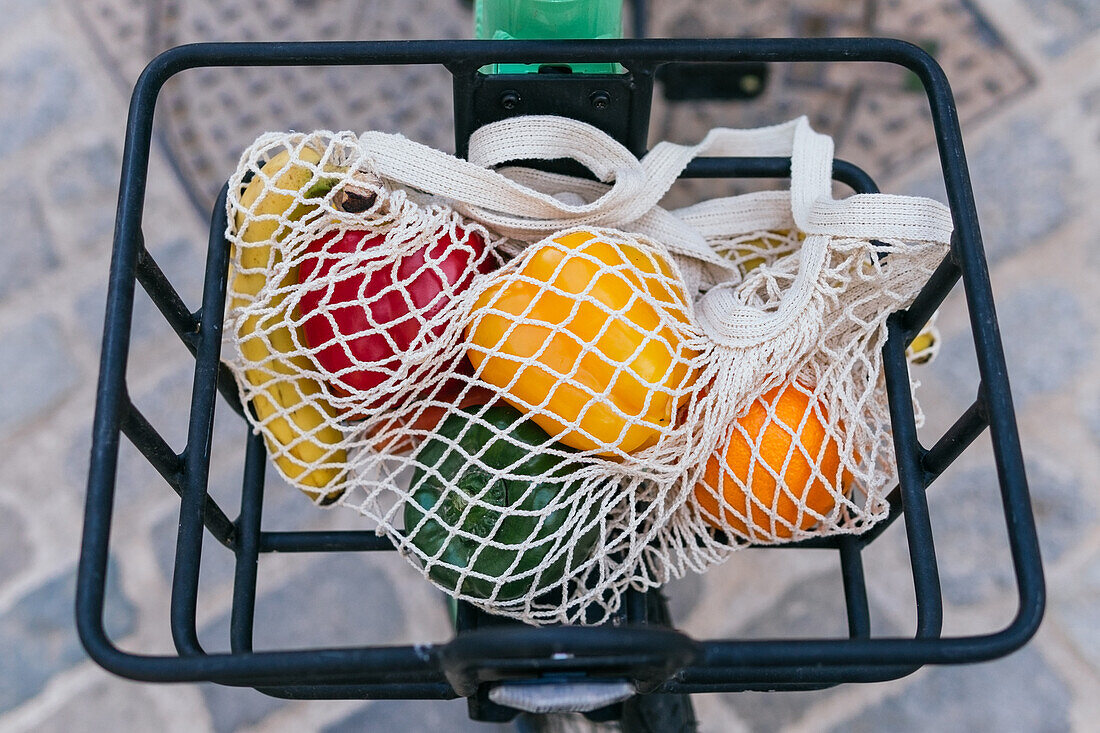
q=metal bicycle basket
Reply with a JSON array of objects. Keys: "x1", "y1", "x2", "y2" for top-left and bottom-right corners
[{"x1": 77, "y1": 36, "x2": 1045, "y2": 724}]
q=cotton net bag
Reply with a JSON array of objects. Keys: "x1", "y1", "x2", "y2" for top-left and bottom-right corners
[{"x1": 222, "y1": 116, "x2": 952, "y2": 624}]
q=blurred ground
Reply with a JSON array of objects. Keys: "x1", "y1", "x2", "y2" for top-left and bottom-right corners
[{"x1": 1, "y1": 0, "x2": 1099, "y2": 731}]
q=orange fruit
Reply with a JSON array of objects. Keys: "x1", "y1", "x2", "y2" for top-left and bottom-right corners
[{"x1": 694, "y1": 383, "x2": 841, "y2": 540}]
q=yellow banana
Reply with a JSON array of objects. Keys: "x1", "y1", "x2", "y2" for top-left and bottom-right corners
[
  {"x1": 906, "y1": 321, "x2": 939, "y2": 365},
  {"x1": 229, "y1": 147, "x2": 348, "y2": 503}
]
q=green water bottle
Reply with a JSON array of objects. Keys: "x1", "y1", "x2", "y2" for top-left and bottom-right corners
[{"x1": 475, "y1": 0, "x2": 623, "y2": 74}]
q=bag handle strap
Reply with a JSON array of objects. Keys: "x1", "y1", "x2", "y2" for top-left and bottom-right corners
[
  {"x1": 465, "y1": 116, "x2": 851, "y2": 257},
  {"x1": 682, "y1": 122, "x2": 829, "y2": 346},
  {"x1": 359, "y1": 117, "x2": 646, "y2": 228},
  {"x1": 359, "y1": 115, "x2": 953, "y2": 268},
  {"x1": 654, "y1": 118, "x2": 953, "y2": 245}
]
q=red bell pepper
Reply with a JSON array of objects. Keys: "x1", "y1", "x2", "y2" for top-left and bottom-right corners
[{"x1": 297, "y1": 227, "x2": 492, "y2": 407}]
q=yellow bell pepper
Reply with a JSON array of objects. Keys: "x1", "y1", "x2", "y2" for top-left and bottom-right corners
[{"x1": 466, "y1": 230, "x2": 699, "y2": 455}]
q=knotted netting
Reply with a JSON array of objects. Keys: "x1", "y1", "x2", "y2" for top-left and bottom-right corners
[{"x1": 222, "y1": 116, "x2": 952, "y2": 623}]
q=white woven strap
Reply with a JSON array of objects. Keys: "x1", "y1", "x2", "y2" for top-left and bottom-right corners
[
  {"x1": 672, "y1": 120, "x2": 833, "y2": 345},
  {"x1": 462, "y1": 116, "x2": 831, "y2": 268},
  {"x1": 468, "y1": 115, "x2": 919, "y2": 256},
  {"x1": 356, "y1": 118, "x2": 824, "y2": 266},
  {"x1": 360, "y1": 114, "x2": 954, "y2": 244},
  {"x1": 677, "y1": 119, "x2": 951, "y2": 345},
  {"x1": 673, "y1": 190, "x2": 793, "y2": 237},
  {"x1": 694, "y1": 234, "x2": 831, "y2": 347},
  {"x1": 495, "y1": 164, "x2": 732, "y2": 269},
  {"x1": 655, "y1": 117, "x2": 953, "y2": 245},
  {"x1": 639, "y1": 117, "x2": 833, "y2": 228},
  {"x1": 356, "y1": 115, "x2": 953, "y2": 326},
  {"x1": 805, "y1": 194, "x2": 955, "y2": 243},
  {"x1": 359, "y1": 117, "x2": 649, "y2": 235}
]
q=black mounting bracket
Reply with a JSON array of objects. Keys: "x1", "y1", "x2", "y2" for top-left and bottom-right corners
[{"x1": 453, "y1": 68, "x2": 654, "y2": 159}]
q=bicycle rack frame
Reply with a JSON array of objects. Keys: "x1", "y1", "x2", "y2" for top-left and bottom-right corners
[{"x1": 78, "y1": 38, "x2": 1044, "y2": 707}]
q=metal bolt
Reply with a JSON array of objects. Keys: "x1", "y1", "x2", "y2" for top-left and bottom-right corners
[
  {"x1": 500, "y1": 90, "x2": 521, "y2": 110},
  {"x1": 740, "y1": 75, "x2": 762, "y2": 95},
  {"x1": 590, "y1": 90, "x2": 611, "y2": 109}
]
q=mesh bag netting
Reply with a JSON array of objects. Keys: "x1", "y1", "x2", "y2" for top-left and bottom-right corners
[{"x1": 222, "y1": 116, "x2": 953, "y2": 624}]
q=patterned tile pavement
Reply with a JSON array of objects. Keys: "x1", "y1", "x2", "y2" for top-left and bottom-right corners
[{"x1": 1, "y1": 0, "x2": 1099, "y2": 731}]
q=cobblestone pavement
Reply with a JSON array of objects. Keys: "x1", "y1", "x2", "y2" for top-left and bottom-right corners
[{"x1": 2, "y1": 0, "x2": 1099, "y2": 731}]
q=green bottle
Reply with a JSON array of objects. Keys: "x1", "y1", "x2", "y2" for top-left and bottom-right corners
[{"x1": 475, "y1": 0, "x2": 623, "y2": 74}]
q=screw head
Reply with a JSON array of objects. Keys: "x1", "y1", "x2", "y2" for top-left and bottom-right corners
[
  {"x1": 500, "y1": 90, "x2": 521, "y2": 110},
  {"x1": 589, "y1": 90, "x2": 611, "y2": 109}
]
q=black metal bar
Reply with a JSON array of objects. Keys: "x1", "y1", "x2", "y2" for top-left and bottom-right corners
[
  {"x1": 682, "y1": 156, "x2": 791, "y2": 179},
  {"x1": 625, "y1": 587, "x2": 648, "y2": 624},
  {"x1": 922, "y1": 397, "x2": 990, "y2": 482},
  {"x1": 854, "y1": 486, "x2": 904, "y2": 550},
  {"x1": 681, "y1": 157, "x2": 878, "y2": 195},
  {"x1": 119, "y1": 395, "x2": 184, "y2": 485},
  {"x1": 831, "y1": 160, "x2": 880, "y2": 195},
  {"x1": 206, "y1": 660, "x2": 454, "y2": 688},
  {"x1": 630, "y1": 0, "x2": 647, "y2": 39},
  {"x1": 254, "y1": 683, "x2": 456, "y2": 700},
  {"x1": 855, "y1": 396, "x2": 986, "y2": 550},
  {"x1": 666, "y1": 660, "x2": 921, "y2": 689},
  {"x1": 693, "y1": 628, "x2": 1032, "y2": 668},
  {"x1": 439, "y1": 625, "x2": 702, "y2": 697},
  {"x1": 838, "y1": 537, "x2": 871, "y2": 639},
  {"x1": 190, "y1": 188, "x2": 237, "y2": 536},
  {"x1": 134, "y1": 244, "x2": 200, "y2": 351},
  {"x1": 170, "y1": 182, "x2": 238, "y2": 658},
  {"x1": 231, "y1": 429, "x2": 268, "y2": 654},
  {"x1": 903, "y1": 35, "x2": 1045, "y2": 645},
  {"x1": 454, "y1": 598, "x2": 480, "y2": 634},
  {"x1": 258, "y1": 531, "x2": 399, "y2": 553},
  {"x1": 883, "y1": 316, "x2": 943, "y2": 640},
  {"x1": 207, "y1": 188, "x2": 247, "y2": 418},
  {"x1": 626, "y1": 66, "x2": 655, "y2": 156},
  {"x1": 85, "y1": 644, "x2": 447, "y2": 686},
  {"x1": 162, "y1": 477, "x2": 205, "y2": 650},
  {"x1": 451, "y1": 72, "x2": 475, "y2": 156},
  {"x1": 120, "y1": 398, "x2": 238, "y2": 547},
  {"x1": 667, "y1": 682, "x2": 843, "y2": 693},
  {"x1": 768, "y1": 535, "x2": 844, "y2": 549},
  {"x1": 108, "y1": 37, "x2": 976, "y2": 73},
  {"x1": 77, "y1": 28, "x2": 164, "y2": 666},
  {"x1": 855, "y1": 390, "x2": 987, "y2": 551},
  {"x1": 899, "y1": 245, "x2": 961, "y2": 338}
]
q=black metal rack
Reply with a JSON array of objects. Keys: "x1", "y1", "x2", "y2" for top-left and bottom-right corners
[{"x1": 78, "y1": 38, "x2": 1044, "y2": 713}]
